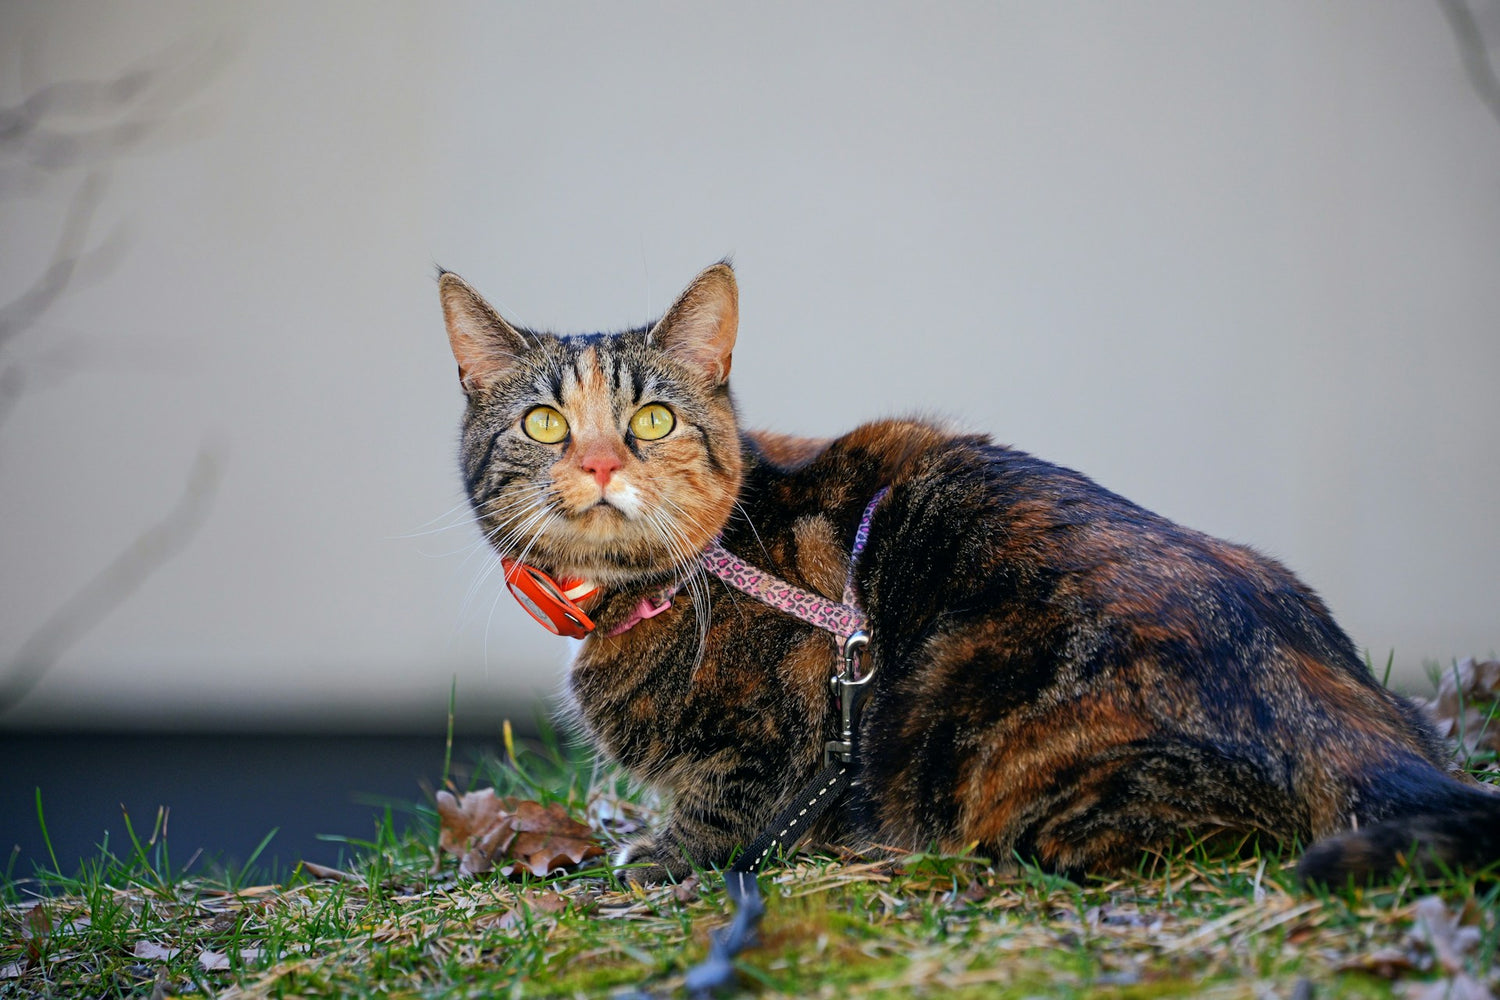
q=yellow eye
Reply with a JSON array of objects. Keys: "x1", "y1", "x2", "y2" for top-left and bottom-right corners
[
  {"x1": 630, "y1": 403, "x2": 675, "y2": 441},
  {"x1": 523, "y1": 406, "x2": 569, "y2": 444}
]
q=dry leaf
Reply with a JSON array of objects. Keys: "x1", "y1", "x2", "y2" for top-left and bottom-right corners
[
  {"x1": 436, "y1": 789, "x2": 604, "y2": 878},
  {"x1": 132, "y1": 941, "x2": 179, "y2": 962},
  {"x1": 299, "y1": 861, "x2": 358, "y2": 883},
  {"x1": 18, "y1": 904, "x2": 53, "y2": 967},
  {"x1": 1409, "y1": 895, "x2": 1483, "y2": 976},
  {"x1": 528, "y1": 890, "x2": 568, "y2": 914},
  {"x1": 1417, "y1": 658, "x2": 1500, "y2": 765},
  {"x1": 672, "y1": 875, "x2": 701, "y2": 903},
  {"x1": 1337, "y1": 946, "x2": 1416, "y2": 978},
  {"x1": 1401, "y1": 975, "x2": 1496, "y2": 1000},
  {"x1": 435, "y1": 788, "x2": 520, "y2": 875},
  {"x1": 490, "y1": 890, "x2": 571, "y2": 932},
  {"x1": 498, "y1": 800, "x2": 605, "y2": 878},
  {"x1": 197, "y1": 946, "x2": 262, "y2": 971},
  {"x1": 588, "y1": 789, "x2": 650, "y2": 835}
]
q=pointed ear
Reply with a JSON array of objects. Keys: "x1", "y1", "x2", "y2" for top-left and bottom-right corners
[
  {"x1": 439, "y1": 271, "x2": 532, "y2": 394},
  {"x1": 649, "y1": 262, "x2": 738, "y2": 384}
]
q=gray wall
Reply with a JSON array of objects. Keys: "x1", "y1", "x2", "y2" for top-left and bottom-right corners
[{"x1": 1, "y1": 2, "x2": 1496, "y2": 732}]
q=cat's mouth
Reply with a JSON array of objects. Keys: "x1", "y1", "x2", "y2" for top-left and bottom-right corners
[{"x1": 584, "y1": 498, "x2": 626, "y2": 517}]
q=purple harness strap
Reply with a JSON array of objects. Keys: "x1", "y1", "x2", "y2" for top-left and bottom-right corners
[{"x1": 702, "y1": 488, "x2": 888, "y2": 638}]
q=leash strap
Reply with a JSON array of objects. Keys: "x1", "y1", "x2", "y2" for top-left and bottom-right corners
[
  {"x1": 730, "y1": 761, "x2": 851, "y2": 874},
  {"x1": 681, "y1": 761, "x2": 852, "y2": 997}
]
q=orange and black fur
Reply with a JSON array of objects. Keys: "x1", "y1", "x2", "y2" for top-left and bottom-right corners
[{"x1": 440, "y1": 262, "x2": 1499, "y2": 885}]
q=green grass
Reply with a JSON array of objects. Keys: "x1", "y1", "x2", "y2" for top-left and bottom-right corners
[{"x1": 4, "y1": 727, "x2": 1497, "y2": 999}]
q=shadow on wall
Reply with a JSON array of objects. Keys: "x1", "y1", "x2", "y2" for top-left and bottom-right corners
[{"x1": 0, "y1": 39, "x2": 230, "y2": 725}]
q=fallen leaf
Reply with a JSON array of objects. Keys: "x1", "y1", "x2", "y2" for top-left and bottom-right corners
[
  {"x1": 19, "y1": 904, "x2": 54, "y2": 967},
  {"x1": 959, "y1": 879, "x2": 990, "y2": 904},
  {"x1": 202, "y1": 884, "x2": 280, "y2": 898},
  {"x1": 132, "y1": 941, "x2": 179, "y2": 962},
  {"x1": 200, "y1": 946, "x2": 261, "y2": 971},
  {"x1": 299, "y1": 861, "x2": 359, "y2": 883},
  {"x1": 436, "y1": 788, "x2": 521, "y2": 875},
  {"x1": 1401, "y1": 974, "x2": 1495, "y2": 1000},
  {"x1": 1409, "y1": 895, "x2": 1482, "y2": 976},
  {"x1": 489, "y1": 891, "x2": 570, "y2": 932},
  {"x1": 1286, "y1": 922, "x2": 1320, "y2": 946},
  {"x1": 1417, "y1": 658, "x2": 1500, "y2": 765},
  {"x1": 1338, "y1": 946, "x2": 1416, "y2": 978},
  {"x1": 588, "y1": 788, "x2": 651, "y2": 835},
  {"x1": 499, "y1": 800, "x2": 605, "y2": 877},
  {"x1": 530, "y1": 890, "x2": 569, "y2": 915},
  {"x1": 435, "y1": 789, "x2": 604, "y2": 878},
  {"x1": 672, "y1": 875, "x2": 701, "y2": 903}
]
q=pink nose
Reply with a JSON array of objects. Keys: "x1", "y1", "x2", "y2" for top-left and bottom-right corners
[{"x1": 580, "y1": 450, "x2": 622, "y2": 488}]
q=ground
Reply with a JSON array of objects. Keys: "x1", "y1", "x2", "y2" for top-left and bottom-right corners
[{"x1": 4, "y1": 686, "x2": 1497, "y2": 999}]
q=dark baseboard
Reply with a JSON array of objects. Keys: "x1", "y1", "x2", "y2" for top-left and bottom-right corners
[{"x1": 1, "y1": 727, "x2": 541, "y2": 883}]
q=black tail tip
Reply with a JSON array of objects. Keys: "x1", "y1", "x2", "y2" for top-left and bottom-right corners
[
  {"x1": 1298, "y1": 804, "x2": 1500, "y2": 887},
  {"x1": 1296, "y1": 834, "x2": 1383, "y2": 887}
]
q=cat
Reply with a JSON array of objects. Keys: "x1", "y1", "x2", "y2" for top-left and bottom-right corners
[{"x1": 439, "y1": 261, "x2": 1499, "y2": 885}]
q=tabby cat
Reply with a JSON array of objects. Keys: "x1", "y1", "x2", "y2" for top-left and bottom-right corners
[{"x1": 440, "y1": 261, "x2": 1499, "y2": 884}]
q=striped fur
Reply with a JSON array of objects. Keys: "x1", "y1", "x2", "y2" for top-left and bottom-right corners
[{"x1": 442, "y1": 264, "x2": 1499, "y2": 885}]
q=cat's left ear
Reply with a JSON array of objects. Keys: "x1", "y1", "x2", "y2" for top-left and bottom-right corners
[
  {"x1": 439, "y1": 271, "x2": 532, "y2": 395},
  {"x1": 649, "y1": 262, "x2": 738, "y2": 384}
]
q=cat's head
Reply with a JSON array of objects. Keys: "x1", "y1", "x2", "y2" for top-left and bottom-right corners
[{"x1": 441, "y1": 262, "x2": 743, "y2": 588}]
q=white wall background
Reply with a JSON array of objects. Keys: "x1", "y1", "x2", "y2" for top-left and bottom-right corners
[{"x1": 1, "y1": 2, "x2": 1496, "y2": 731}]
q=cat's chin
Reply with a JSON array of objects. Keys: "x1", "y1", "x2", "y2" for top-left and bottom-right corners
[
  {"x1": 529, "y1": 535, "x2": 691, "y2": 590},
  {"x1": 576, "y1": 564, "x2": 670, "y2": 589},
  {"x1": 535, "y1": 557, "x2": 676, "y2": 591}
]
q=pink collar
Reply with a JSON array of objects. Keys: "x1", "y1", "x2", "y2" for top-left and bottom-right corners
[
  {"x1": 607, "y1": 488, "x2": 888, "y2": 639},
  {"x1": 605, "y1": 590, "x2": 676, "y2": 636}
]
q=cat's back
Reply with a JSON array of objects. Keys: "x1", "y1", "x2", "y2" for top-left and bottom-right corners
[
  {"x1": 829, "y1": 422, "x2": 1333, "y2": 662},
  {"x1": 829, "y1": 422, "x2": 1453, "y2": 861}
]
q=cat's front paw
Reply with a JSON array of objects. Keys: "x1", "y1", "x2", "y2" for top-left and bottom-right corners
[{"x1": 614, "y1": 838, "x2": 690, "y2": 885}]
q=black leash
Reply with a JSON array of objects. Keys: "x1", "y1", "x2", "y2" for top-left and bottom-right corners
[
  {"x1": 613, "y1": 761, "x2": 855, "y2": 1000},
  {"x1": 680, "y1": 761, "x2": 853, "y2": 997},
  {"x1": 676, "y1": 632, "x2": 873, "y2": 997}
]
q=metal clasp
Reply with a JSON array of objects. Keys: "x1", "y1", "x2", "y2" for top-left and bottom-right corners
[{"x1": 824, "y1": 630, "x2": 874, "y2": 766}]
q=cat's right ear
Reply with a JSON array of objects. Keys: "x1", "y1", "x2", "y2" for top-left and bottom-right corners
[{"x1": 438, "y1": 271, "x2": 532, "y2": 394}]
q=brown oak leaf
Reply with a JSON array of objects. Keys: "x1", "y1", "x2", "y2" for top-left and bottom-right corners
[
  {"x1": 1418, "y1": 658, "x2": 1500, "y2": 766},
  {"x1": 435, "y1": 789, "x2": 603, "y2": 877},
  {"x1": 435, "y1": 788, "x2": 520, "y2": 875},
  {"x1": 498, "y1": 800, "x2": 605, "y2": 878}
]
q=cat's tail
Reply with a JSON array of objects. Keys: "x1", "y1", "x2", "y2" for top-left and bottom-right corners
[{"x1": 1297, "y1": 780, "x2": 1500, "y2": 885}]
